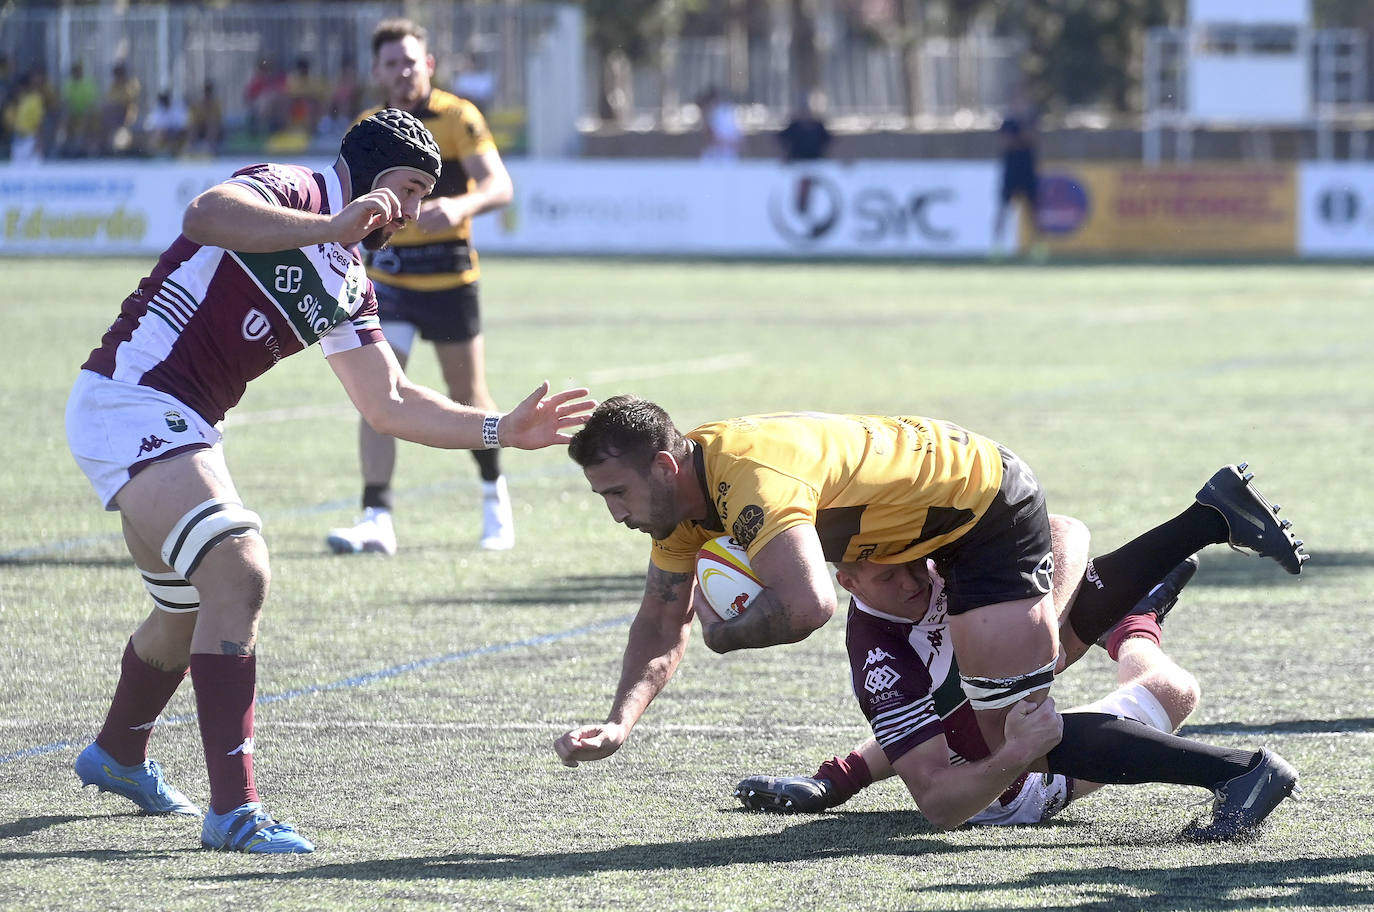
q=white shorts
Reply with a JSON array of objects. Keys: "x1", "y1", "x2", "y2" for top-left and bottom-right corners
[{"x1": 66, "y1": 370, "x2": 220, "y2": 510}]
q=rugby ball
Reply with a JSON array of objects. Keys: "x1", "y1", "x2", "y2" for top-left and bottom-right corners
[{"x1": 695, "y1": 535, "x2": 763, "y2": 619}]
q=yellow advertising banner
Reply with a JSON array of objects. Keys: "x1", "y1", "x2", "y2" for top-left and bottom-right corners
[{"x1": 1031, "y1": 164, "x2": 1297, "y2": 255}]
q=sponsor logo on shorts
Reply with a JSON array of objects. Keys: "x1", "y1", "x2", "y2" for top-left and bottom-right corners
[
  {"x1": 163, "y1": 410, "x2": 188, "y2": 433},
  {"x1": 732, "y1": 505, "x2": 765, "y2": 548},
  {"x1": 1032, "y1": 552, "x2": 1054, "y2": 594},
  {"x1": 136, "y1": 435, "x2": 173, "y2": 456},
  {"x1": 865, "y1": 665, "x2": 901, "y2": 693}
]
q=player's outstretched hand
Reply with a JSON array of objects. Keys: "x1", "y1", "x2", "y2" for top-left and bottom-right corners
[
  {"x1": 1003, "y1": 696, "x2": 1063, "y2": 762},
  {"x1": 329, "y1": 188, "x2": 403, "y2": 245},
  {"x1": 499, "y1": 382, "x2": 595, "y2": 450},
  {"x1": 555, "y1": 722, "x2": 627, "y2": 767}
]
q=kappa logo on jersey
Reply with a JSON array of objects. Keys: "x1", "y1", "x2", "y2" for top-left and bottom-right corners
[
  {"x1": 864, "y1": 664, "x2": 901, "y2": 694},
  {"x1": 732, "y1": 505, "x2": 765, "y2": 548},
  {"x1": 926, "y1": 627, "x2": 944, "y2": 652},
  {"x1": 227, "y1": 737, "x2": 254, "y2": 756},
  {"x1": 864, "y1": 647, "x2": 894, "y2": 667},
  {"x1": 136, "y1": 435, "x2": 173, "y2": 456},
  {"x1": 163, "y1": 411, "x2": 188, "y2": 433},
  {"x1": 1032, "y1": 552, "x2": 1054, "y2": 594}
]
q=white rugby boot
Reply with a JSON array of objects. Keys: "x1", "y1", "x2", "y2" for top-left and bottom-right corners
[
  {"x1": 326, "y1": 507, "x2": 397, "y2": 556},
  {"x1": 479, "y1": 477, "x2": 515, "y2": 551}
]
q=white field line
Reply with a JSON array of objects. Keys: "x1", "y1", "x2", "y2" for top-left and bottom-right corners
[{"x1": 0, "y1": 718, "x2": 1366, "y2": 738}]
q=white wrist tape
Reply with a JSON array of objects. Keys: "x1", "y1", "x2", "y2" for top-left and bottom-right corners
[{"x1": 482, "y1": 413, "x2": 503, "y2": 449}]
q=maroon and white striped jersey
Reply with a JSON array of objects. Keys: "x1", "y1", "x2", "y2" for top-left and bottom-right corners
[
  {"x1": 81, "y1": 163, "x2": 383, "y2": 425},
  {"x1": 845, "y1": 566, "x2": 992, "y2": 767}
]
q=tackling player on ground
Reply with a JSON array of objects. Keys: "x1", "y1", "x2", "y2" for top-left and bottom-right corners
[
  {"x1": 554, "y1": 397, "x2": 1306, "y2": 840},
  {"x1": 736, "y1": 518, "x2": 1234, "y2": 832},
  {"x1": 327, "y1": 18, "x2": 518, "y2": 556},
  {"x1": 66, "y1": 109, "x2": 591, "y2": 853}
]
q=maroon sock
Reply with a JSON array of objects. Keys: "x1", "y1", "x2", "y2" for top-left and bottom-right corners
[
  {"x1": 189, "y1": 653, "x2": 259, "y2": 815},
  {"x1": 96, "y1": 639, "x2": 188, "y2": 766},
  {"x1": 813, "y1": 750, "x2": 873, "y2": 803},
  {"x1": 1104, "y1": 613, "x2": 1163, "y2": 662}
]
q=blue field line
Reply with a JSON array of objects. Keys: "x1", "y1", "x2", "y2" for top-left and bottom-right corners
[{"x1": 0, "y1": 613, "x2": 634, "y2": 766}]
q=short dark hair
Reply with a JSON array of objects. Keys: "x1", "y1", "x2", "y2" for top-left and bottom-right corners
[
  {"x1": 568, "y1": 395, "x2": 688, "y2": 472},
  {"x1": 372, "y1": 19, "x2": 428, "y2": 58}
]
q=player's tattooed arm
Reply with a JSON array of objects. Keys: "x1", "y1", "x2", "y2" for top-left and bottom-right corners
[
  {"x1": 701, "y1": 588, "x2": 804, "y2": 653},
  {"x1": 648, "y1": 565, "x2": 693, "y2": 604}
]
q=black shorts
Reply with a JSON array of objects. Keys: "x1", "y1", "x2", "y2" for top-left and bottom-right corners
[
  {"x1": 929, "y1": 446, "x2": 1054, "y2": 616},
  {"x1": 1000, "y1": 153, "x2": 1039, "y2": 206},
  {"x1": 374, "y1": 281, "x2": 482, "y2": 344}
]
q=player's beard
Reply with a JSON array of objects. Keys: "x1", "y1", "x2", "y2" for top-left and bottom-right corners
[{"x1": 361, "y1": 226, "x2": 390, "y2": 251}]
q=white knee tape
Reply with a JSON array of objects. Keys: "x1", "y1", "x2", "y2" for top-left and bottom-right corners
[
  {"x1": 140, "y1": 569, "x2": 201, "y2": 613},
  {"x1": 961, "y1": 658, "x2": 1057, "y2": 711},
  {"x1": 161, "y1": 498, "x2": 262, "y2": 579},
  {"x1": 1071, "y1": 682, "x2": 1172, "y2": 733}
]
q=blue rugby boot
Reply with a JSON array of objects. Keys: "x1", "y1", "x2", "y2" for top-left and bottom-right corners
[
  {"x1": 201, "y1": 802, "x2": 315, "y2": 854},
  {"x1": 1181, "y1": 749, "x2": 1301, "y2": 842},
  {"x1": 75, "y1": 742, "x2": 201, "y2": 816}
]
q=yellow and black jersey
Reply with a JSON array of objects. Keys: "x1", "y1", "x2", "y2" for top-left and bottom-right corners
[
  {"x1": 358, "y1": 88, "x2": 496, "y2": 290},
  {"x1": 650, "y1": 413, "x2": 1005, "y2": 574}
]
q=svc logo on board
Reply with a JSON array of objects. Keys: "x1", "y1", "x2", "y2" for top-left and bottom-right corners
[
  {"x1": 768, "y1": 173, "x2": 956, "y2": 246},
  {"x1": 1316, "y1": 185, "x2": 1363, "y2": 229}
]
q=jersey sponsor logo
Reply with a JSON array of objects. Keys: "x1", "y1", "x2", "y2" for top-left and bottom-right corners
[
  {"x1": 1032, "y1": 552, "x2": 1054, "y2": 594},
  {"x1": 732, "y1": 504, "x2": 765, "y2": 548},
  {"x1": 864, "y1": 647, "x2": 894, "y2": 667},
  {"x1": 163, "y1": 411, "x2": 188, "y2": 433},
  {"x1": 233, "y1": 250, "x2": 353, "y2": 346},
  {"x1": 136, "y1": 435, "x2": 173, "y2": 456},
  {"x1": 864, "y1": 664, "x2": 901, "y2": 693}
]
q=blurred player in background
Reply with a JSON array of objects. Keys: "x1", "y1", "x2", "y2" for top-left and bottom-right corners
[
  {"x1": 328, "y1": 18, "x2": 516, "y2": 557},
  {"x1": 736, "y1": 516, "x2": 1212, "y2": 830},
  {"x1": 993, "y1": 84, "x2": 1041, "y2": 256},
  {"x1": 554, "y1": 397, "x2": 1306, "y2": 840},
  {"x1": 66, "y1": 109, "x2": 590, "y2": 853}
]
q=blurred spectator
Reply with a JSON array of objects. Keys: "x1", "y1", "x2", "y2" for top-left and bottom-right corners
[
  {"x1": 187, "y1": 80, "x2": 224, "y2": 155},
  {"x1": 59, "y1": 61, "x2": 99, "y2": 157},
  {"x1": 454, "y1": 50, "x2": 495, "y2": 114},
  {"x1": 328, "y1": 59, "x2": 363, "y2": 120},
  {"x1": 143, "y1": 89, "x2": 189, "y2": 156},
  {"x1": 699, "y1": 85, "x2": 742, "y2": 160},
  {"x1": 99, "y1": 60, "x2": 141, "y2": 155},
  {"x1": 777, "y1": 93, "x2": 831, "y2": 163},
  {"x1": 5, "y1": 68, "x2": 47, "y2": 163},
  {"x1": 993, "y1": 85, "x2": 1041, "y2": 253},
  {"x1": 312, "y1": 100, "x2": 351, "y2": 149},
  {"x1": 243, "y1": 57, "x2": 286, "y2": 135},
  {"x1": 0, "y1": 54, "x2": 12, "y2": 156},
  {"x1": 284, "y1": 56, "x2": 324, "y2": 132}
]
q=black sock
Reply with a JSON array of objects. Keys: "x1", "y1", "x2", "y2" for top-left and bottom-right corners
[
  {"x1": 362, "y1": 484, "x2": 392, "y2": 511},
  {"x1": 1068, "y1": 503, "x2": 1228, "y2": 645},
  {"x1": 473, "y1": 448, "x2": 502, "y2": 483},
  {"x1": 1046, "y1": 712, "x2": 1256, "y2": 788}
]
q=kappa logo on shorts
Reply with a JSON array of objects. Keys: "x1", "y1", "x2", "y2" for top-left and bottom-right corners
[
  {"x1": 864, "y1": 647, "x2": 894, "y2": 667},
  {"x1": 136, "y1": 435, "x2": 173, "y2": 456},
  {"x1": 732, "y1": 505, "x2": 765, "y2": 548},
  {"x1": 163, "y1": 410, "x2": 188, "y2": 433}
]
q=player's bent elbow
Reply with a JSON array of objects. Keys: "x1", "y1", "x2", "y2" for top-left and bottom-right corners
[{"x1": 792, "y1": 599, "x2": 835, "y2": 636}]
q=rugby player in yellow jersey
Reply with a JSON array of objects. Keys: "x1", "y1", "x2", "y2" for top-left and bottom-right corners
[
  {"x1": 554, "y1": 396, "x2": 1309, "y2": 840},
  {"x1": 328, "y1": 18, "x2": 516, "y2": 556}
]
